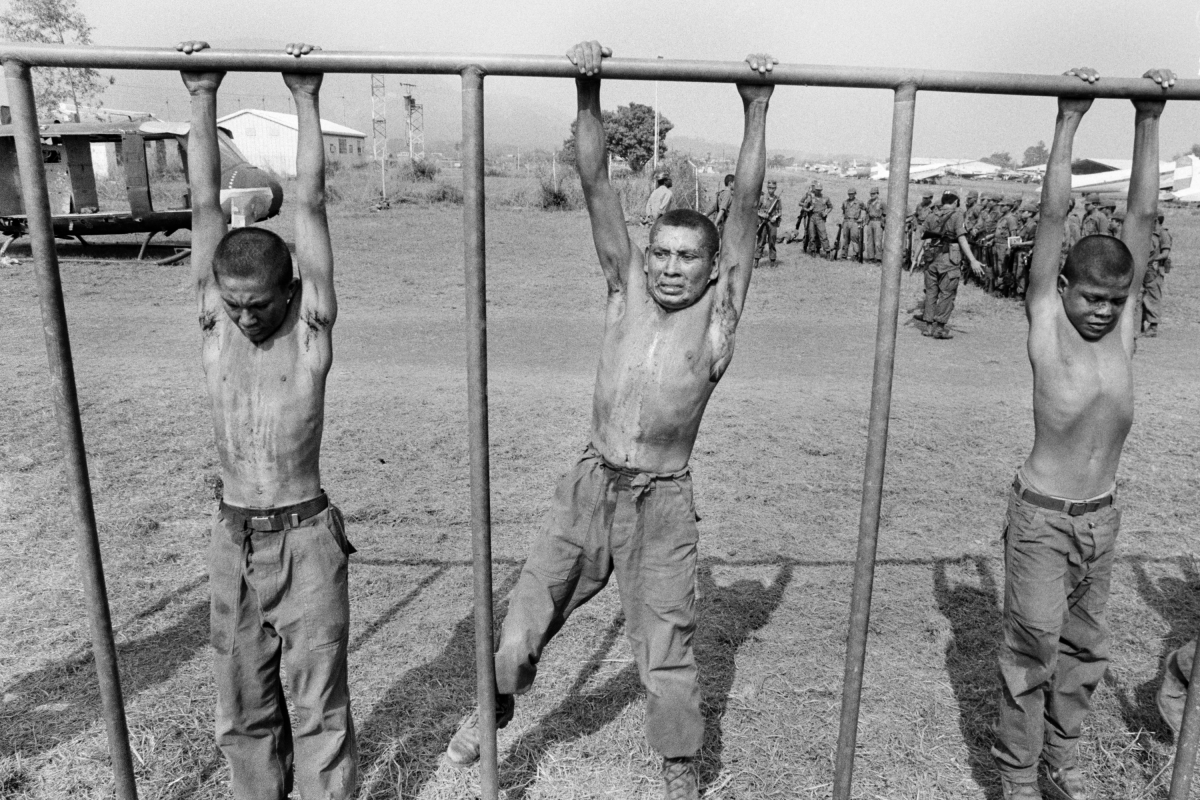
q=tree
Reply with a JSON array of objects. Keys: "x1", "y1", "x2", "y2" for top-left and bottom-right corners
[
  {"x1": 768, "y1": 154, "x2": 794, "y2": 168},
  {"x1": 1, "y1": 0, "x2": 112, "y2": 121},
  {"x1": 981, "y1": 151, "x2": 1015, "y2": 170},
  {"x1": 1021, "y1": 140, "x2": 1049, "y2": 168},
  {"x1": 559, "y1": 101, "x2": 673, "y2": 174}
]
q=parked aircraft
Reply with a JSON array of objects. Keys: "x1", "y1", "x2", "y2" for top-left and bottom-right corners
[{"x1": 0, "y1": 118, "x2": 282, "y2": 253}]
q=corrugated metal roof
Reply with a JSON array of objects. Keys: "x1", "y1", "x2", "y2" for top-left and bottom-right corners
[{"x1": 217, "y1": 109, "x2": 366, "y2": 138}]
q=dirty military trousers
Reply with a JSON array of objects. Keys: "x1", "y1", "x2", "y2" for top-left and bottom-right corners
[
  {"x1": 494, "y1": 445, "x2": 703, "y2": 758},
  {"x1": 993, "y1": 477, "x2": 1120, "y2": 783},
  {"x1": 923, "y1": 248, "x2": 961, "y2": 325},
  {"x1": 864, "y1": 219, "x2": 884, "y2": 261},
  {"x1": 208, "y1": 500, "x2": 357, "y2": 800}
]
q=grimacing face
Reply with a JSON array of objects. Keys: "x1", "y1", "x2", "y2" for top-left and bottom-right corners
[
  {"x1": 217, "y1": 273, "x2": 298, "y2": 344},
  {"x1": 1057, "y1": 272, "x2": 1130, "y2": 342},
  {"x1": 644, "y1": 225, "x2": 718, "y2": 310}
]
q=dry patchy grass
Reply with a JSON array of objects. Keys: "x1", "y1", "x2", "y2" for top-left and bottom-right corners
[{"x1": 3, "y1": 195, "x2": 1200, "y2": 799}]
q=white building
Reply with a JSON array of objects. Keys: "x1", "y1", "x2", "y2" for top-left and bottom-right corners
[{"x1": 216, "y1": 109, "x2": 367, "y2": 177}]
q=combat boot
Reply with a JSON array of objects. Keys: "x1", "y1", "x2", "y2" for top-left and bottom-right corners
[
  {"x1": 1045, "y1": 765, "x2": 1087, "y2": 800},
  {"x1": 933, "y1": 324, "x2": 954, "y2": 340},
  {"x1": 662, "y1": 757, "x2": 699, "y2": 800},
  {"x1": 446, "y1": 694, "x2": 515, "y2": 767},
  {"x1": 1000, "y1": 775, "x2": 1043, "y2": 799}
]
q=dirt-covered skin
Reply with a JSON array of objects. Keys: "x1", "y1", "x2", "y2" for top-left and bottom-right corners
[
  {"x1": 568, "y1": 40, "x2": 775, "y2": 473},
  {"x1": 182, "y1": 41, "x2": 337, "y2": 509}
]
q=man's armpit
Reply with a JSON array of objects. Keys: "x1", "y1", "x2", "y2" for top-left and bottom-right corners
[{"x1": 200, "y1": 309, "x2": 218, "y2": 336}]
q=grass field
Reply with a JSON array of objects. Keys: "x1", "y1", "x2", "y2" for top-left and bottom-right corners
[{"x1": 4, "y1": 171, "x2": 1200, "y2": 799}]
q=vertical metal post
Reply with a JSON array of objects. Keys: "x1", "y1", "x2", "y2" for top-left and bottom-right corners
[
  {"x1": 1169, "y1": 642, "x2": 1200, "y2": 799},
  {"x1": 832, "y1": 82, "x2": 917, "y2": 800},
  {"x1": 461, "y1": 65, "x2": 499, "y2": 800},
  {"x1": 3, "y1": 59, "x2": 138, "y2": 800}
]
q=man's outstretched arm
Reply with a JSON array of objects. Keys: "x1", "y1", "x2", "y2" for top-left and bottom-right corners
[
  {"x1": 177, "y1": 41, "x2": 225, "y2": 323},
  {"x1": 1027, "y1": 67, "x2": 1095, "y2": 319},
  {"x1": 719, "y1": 54, "x2": 775, "y2": 318},
  {"x1": 1121, "y1": 68, "x2": 1175, "y2": 341},
  {"x1": 567, "y1": 41, "x2": 630, "y2": 294},
  {"x1": 283, "y1": 43, "x2": 337, "y2": 333}
]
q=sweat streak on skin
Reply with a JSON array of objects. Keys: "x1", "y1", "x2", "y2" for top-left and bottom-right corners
[{"x1": 202, "y1": 295, "x2": 329, "y2": 507}]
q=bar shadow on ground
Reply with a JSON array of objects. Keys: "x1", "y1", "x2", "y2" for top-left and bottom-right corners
[
  {"x1": 0, "y1": 578, "x2": 209, "y2": 762},
  {"x1": 353, "y1": 567, "x2": 522, "y2": 800},
  {"x1": 493, "y1": 562, "x2": 793, "y2": 798},
  {"x1": 1111, "y1": 555, "x2": 1200, "y2": 743},
  {"x1": 933, "y1": 556, "x2": 1004, "y2": 800}
]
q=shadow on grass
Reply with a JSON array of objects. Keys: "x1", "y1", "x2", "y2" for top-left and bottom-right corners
[
  {"x1": 933, "y1": 556, "x2": 1003, "y2": 800},
  {"x1": 354, "y1": 566, "x2": 522, "y2": 800},
  {"x1": 1112, "y1": 555, "x2": 1200, "y2": 744},
  {"x1": 0, "y1": 592, "x2": 208, "y2": 760},
  {"x1": 492, "y1": 561, "x2": 793, "y2": 798}
]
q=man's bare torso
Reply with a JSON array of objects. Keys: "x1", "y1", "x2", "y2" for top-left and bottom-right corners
[
  {"x1": 202, "y1": 297, "x2": 329, "y2": 508},
  {"x1": 591, "y1": 251, "x2": 727, "y2": 474},
  {"x1": 1026, "y1": 311, "x2": 1133, "y2": 499}
]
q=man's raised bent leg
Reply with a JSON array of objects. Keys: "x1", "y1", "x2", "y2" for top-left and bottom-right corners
[
  {"x1": 448, "y1": 452, "x2": 616, "y2": 766},
  {"x1": 612, "y1": 475, "x2": 703, "y2": 759},
  {"x1": 494, "y1": 453, "x2": 615, "y2": 695}
]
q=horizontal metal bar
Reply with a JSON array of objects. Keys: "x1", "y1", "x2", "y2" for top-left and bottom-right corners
[{"x1": 0, "y1": 42, "x2": 1195, "y2": 99}]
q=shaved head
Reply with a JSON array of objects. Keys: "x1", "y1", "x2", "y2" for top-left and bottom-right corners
[
  {"x1": 213, "y1": 227, "x2": 293, "y2": 289},
  {"x1": 1062, "y1": 234, "x2": 1133, "y2": 287},
  {"x1": 651, "y1": 208, "x2": 720, "y2": 258}
]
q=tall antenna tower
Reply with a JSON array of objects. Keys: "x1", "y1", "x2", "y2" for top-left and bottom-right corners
[
  {"x1": 370, "y1": 74, "x2": 387, "y2": 163},
  {"x1": 399, "y1": 83, "x2": 424, "y2": 162}
]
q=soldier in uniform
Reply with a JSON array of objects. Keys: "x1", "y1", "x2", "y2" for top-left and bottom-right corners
[
  {"x1": 1110, "y1": 209, "x2": 1125, "y2": 239},
  {"x1": 976, "y1": 193, "x2": 1003, "y2": 294},
  {"x1": 1013, "y1": 201, "x2": 1039, "y2": 298},
  {"x1": 839, "y1": 187, "x2": 866, "y2": 261},
  {"x1": 645, "y1": 171, "x2": 674, "y2": 224},
  {"x1": 707, "y1": 173, "x2": 735, "y2": 234},
  {"x1": 1102, "y1": 201, "x2": 1119, "y2": 235},
  {"x1": 784, "y1": 182, "x2": 814, "y2": 246},
  {"x1": 1080, "y1": 192, "x2": 1109, "y2": 237},
  {"x1": 1140, "y1": 212, "x2": 1172, "y2": 336},
  {"x1": 993, "y1": 197, "x2": 1021, "y2": 297},
  {"x1": 863, "y1": 186, "x2": 886, "y2": 262},
  {"x1": 908, "y1": 190, "x2": 935, "y2": 270},
  {"x1": 754, "y1": 179, "x2": 783, "y2": 268},
  {"x1": 920, "y1": 190, "x2": 985, "y2": 338},
  {"x1": 807, "y1": 182, "x2": 833, "y2": 257},
  {"x1": 1063, "y1": 197, "x2": 1082, "y2": 255}
]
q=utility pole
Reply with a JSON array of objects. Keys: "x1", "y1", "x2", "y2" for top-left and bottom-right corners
[
  {"x1": 371, "y1": 74, "x2": 387, "y2": 197},
  {"x1": 653, "y1": 55, "x2": 663, "y2": 174}
]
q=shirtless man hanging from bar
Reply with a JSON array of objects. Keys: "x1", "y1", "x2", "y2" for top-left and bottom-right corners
[
  {"x1": 178, "y1": 40, "x2": 356, "y2": 800},
  {"x1": 445, "y1": 40, "x2": 775, "y2": 800},
  {"x1": 993, "y1": 65, "x2": 1174, "y2": 800}
]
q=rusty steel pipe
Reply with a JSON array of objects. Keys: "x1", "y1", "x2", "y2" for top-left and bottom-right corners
[
  {"x1": 461, "y1": 66, "x2": 500, "y2": 800},
  {"x1": 1, "y1": 41, "x2": 1198, "y2": 98},
  {"x1": 4, "y1": 60, "x2": 139, "y2": 800},
  {"x1": 1169, "y1": 643, "x2": 1200, "y2": 799},
  {"x1": 832, "y1": 83, "x2": 917, "y2": 800}
]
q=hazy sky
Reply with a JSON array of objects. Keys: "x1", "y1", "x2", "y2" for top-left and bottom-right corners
[{"x1": 54, "y1": 0, "x2": 1200, "y2": 160}]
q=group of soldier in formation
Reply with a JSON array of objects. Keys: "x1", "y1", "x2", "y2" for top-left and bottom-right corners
[
  {"x1": 700, "y1": 171, "x2": 1177, "y2": 343},
  {"x1": 170, "y1": 35, "x2": 1189, "y2": 800}
]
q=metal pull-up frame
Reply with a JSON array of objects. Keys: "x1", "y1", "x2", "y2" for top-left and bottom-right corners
[{"x1": 4, "y1": 42, "x2": 1198, "y2": 800}]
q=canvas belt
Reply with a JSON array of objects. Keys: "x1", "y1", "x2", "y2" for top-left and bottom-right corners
[
  {"x1": 1012, "y1": 474, "x2": 1114, "y2": 517},
  {"x1": 220, "y1": 491, "x2": 329, "y2": 533},
  {"x1": 584, "y1": 444, "x2": 690, "y2": 499}
]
